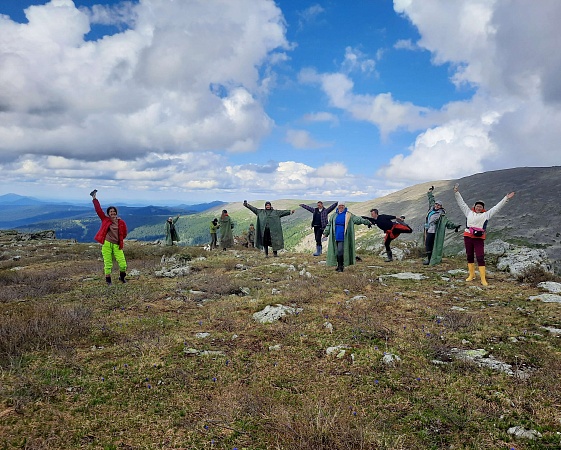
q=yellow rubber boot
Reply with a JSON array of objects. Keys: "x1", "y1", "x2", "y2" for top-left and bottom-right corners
[
  {"x1": 466, "y1": 263, "x2": 476, "y2": 282},
  {"x1": 479, "y1": 266, "x2": 488, "y2": 286}
]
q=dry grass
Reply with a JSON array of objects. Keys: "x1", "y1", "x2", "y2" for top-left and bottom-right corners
[{"x1": 0, "y1": 239, "x2": 560, "y2": 449}]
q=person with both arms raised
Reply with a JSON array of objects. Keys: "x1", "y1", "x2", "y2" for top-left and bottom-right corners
[
  {"x1": 299, "y1": 200, "x2": 338, "y2": 256},
  {"x1": 454, "y1": 183, "x2": 515, "y2": 286}
]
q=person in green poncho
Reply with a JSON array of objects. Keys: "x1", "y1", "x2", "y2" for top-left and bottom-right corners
[
  {"x1": 423, "y1": 186, "x2": 461, "y2": 265},
  {"x1": 243, "y1": 200, "x2": 294, "y2": 257},
  {"x1": 219, "y1": 210, "x2": 234, "y2": 251},
  {"x1": 164, "y1": 215, "x2": 180, "y2": 246},
  {"x1": 323, "y1": 202, "x2": 371, "y2": 272}
]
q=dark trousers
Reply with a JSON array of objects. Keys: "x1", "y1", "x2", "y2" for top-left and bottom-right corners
[
  {"x1": 313, "y1": 226, "x2": 324, "y2": 246},
  {"x1": 336, "y1": 241, "x2": 344, "y2": 257},
  {"x1": 425, "y1": 232, "x2": 435, "y2": 254},
  {"x1": 263, "y1": 227, "x2": 272, "y2": 248},
  {"x1": 384, "y1": 235, "x2": 394, "y2": 253},
  {"x1": 464, "y1": 236, "x2": 485, "y2": 266}
]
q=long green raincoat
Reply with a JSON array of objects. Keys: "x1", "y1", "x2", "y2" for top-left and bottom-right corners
[
  {"x1": 426, "y1": 190, "x2": 460, "y2": 266},
  {"x1": 323, "y1": 210, "x2": 371, "y2": 267},
  {"x1": 219, "y1": 214, "x2": 234, "y2": 249},
  {"x1": 164, "y1": 216, "x2": 180, "y2": 246},
  {"x1": 244, "y1": 203, "x2": 292, "y2": 251}
]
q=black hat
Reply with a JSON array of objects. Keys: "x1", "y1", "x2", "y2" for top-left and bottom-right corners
[{"x1": 474, "y1": 200, "x2": 485, "y2": 208}]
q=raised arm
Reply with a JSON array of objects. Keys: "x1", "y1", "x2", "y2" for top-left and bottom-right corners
[
  {"x1": 487, "y1": 192, "x2": 515, "y2": 219},
  {"x1": 243, "y1": 200, "x2": 259, "y2": 215},
  {"x1": 427, "y1": 186, "x2": 435, "y2": 208},
  {"x1": 325, "y1": 201, "x2": 338, "y2": 214},
  {"x1": 92, "y1": 198, "x2": 106, "y2": 220},
  {"x1": 454, "y1": 190, "x2": 471, "y2": 217}
]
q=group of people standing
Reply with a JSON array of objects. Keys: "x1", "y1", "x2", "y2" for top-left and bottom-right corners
[{"x1": 91, "y1": 184, "x2": 514, "y2": 287}]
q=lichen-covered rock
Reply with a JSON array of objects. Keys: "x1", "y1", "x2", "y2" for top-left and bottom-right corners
[
  {"x1": 496, "y1": 246, "x2": 553, "y2": 277},
  {"x1": 253, "y1": 304, "x2": 303, "y2": 323}
]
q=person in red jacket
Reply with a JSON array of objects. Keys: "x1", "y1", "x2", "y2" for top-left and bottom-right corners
[{"x1": 91, "y1": 189, "x2": 128, "y2": 285}]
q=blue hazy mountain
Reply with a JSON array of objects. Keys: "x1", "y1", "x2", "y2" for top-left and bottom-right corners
[{"x1": 0, "y1": 194, "x2": 226, "y2": 242}]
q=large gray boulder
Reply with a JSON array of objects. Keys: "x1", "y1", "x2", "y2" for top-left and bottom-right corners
[{"x1": 496, "y1": 245, "x2": 553, "y2": 277}]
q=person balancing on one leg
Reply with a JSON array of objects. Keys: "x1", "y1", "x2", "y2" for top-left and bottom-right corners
[{"x1": 362, "y1": 209, "x2": 412, "y2": 262}]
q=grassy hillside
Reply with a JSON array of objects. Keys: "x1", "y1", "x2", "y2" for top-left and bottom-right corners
[{"x1": 1, "y1": 237, "x2": 560, "y2": 449}]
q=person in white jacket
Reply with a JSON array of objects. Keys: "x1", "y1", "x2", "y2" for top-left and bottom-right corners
[{"x1": 454, "y1": 184, "x2": 515, "y2": 286}]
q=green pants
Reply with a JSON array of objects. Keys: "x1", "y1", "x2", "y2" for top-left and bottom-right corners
[{"x1": 101, "y1": 241, "x2": 127, "y2": 275}]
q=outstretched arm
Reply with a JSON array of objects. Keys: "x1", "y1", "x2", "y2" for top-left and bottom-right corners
[
  {"x1": 243, "y1": 200, "x2": 259, "y2": 215},
  {"x1": 299, "y1": 203, "x2": 314, "y2": 213},
  {"x1": 361, "y1": 216, "x2": 375, "y2": 227},
  {"x1": 325, "y1": 201, "x2": 338, "y2": 214},
  {"x1": 353, "y1": 215, "x2": 373, "y2": 227}
]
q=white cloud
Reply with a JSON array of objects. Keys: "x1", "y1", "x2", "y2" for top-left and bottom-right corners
[
  {"x1": 341, "y1": 46, "x2": 377, "y2": 75},
  {"x1": 377, "y1": 119, "x2": 497, "y2": 181},
  {"x1": 285, "y1": 129, "x2": 331, "y2": 149},
  {"x1": 299, "y1": 1, "x2": 561, "y2": 183},
  {"x1": 297, "y1": 4, "x2": 325, "y2": 28},
  {"x1": 0, "y1": 0, "x2": 289, "y2": 163},
  {"x1": 393, "y1": 39, "x2": 418, "y2": 51},
  {"x1": 302, "y1": 71, "x2": 435, "y2": 137},
  {"x1": 302, "y1": 111, "x2": 339, "y2": 125},
  {"x1": 0, "y1": 152, "x2": 391, "y2": 203},
  {"x1": 382, "y1": 0, "x2": 561, "y2": 181}
]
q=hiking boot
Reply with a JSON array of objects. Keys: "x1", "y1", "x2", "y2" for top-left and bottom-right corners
[
  {"x1": 90, "y1": 189, "x2": 97, "y2": 197},
  {"x1": 105, "y1": 276, "x2": 112, "y2": 285},
  {"x1": 384, "y1": 251, "x2": 393, "y2": 262},
  {"x1": 119, "y1": 272, "x2": 127, "y2": 283}
]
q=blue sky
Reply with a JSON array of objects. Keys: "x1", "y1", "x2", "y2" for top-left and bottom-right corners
[{"x1": 0, "y1": 0, "x2": 559, "y2": 204}]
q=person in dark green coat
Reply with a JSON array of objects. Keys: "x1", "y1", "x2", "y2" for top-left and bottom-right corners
[
  {"x1": 424, "y1": 187, "x2": 461, "y2": 265},
  {"x1": 323, "y1": 202, "x2": 371, "y2": 272},
  {"x1": 164, "y1": 215, "x2": 180, "y2": 246},
  {"x1": 243, "y1": 200, "x2": 294, "y2": 257},
  {"x1": 219, "y1": 210, "x2": 234, "y2": 250}
]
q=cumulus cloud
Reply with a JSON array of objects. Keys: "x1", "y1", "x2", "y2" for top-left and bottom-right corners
[
  {"x1": 0, "y1": 152, "x2": 386, "y2": 203},
  {"x1": 285, "y1": 129, "x2": 331, "y2": 149},
  {"x1": 301, "y1": 70, "x2": 435, "y2": 137},
  {"x1": 341, "y1": 46, "x2": 377, "y2": 75},
  {"x1": 305, "y1": 0, "x2": 561, "y2": 183},
  {"x1": 302, "y1": 111, "x2": 339, "y2": 125},
  {"x1": 393, "y1": 39, "x2": 419, "y2": 51},
  {"x1": 297, "y1": 4, "x2": 325, "y2": 28},
  {"x1": 0, "y1": 0, "x2": 288, "y2": 162}
]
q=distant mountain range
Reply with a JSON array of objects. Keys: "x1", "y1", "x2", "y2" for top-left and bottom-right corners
[
  {"x1": 0, "y1": 194, "x2": 225, "y2": 242},
  {"x1": 3, "y1": 166, "x2": 560, "y2": 272}
]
